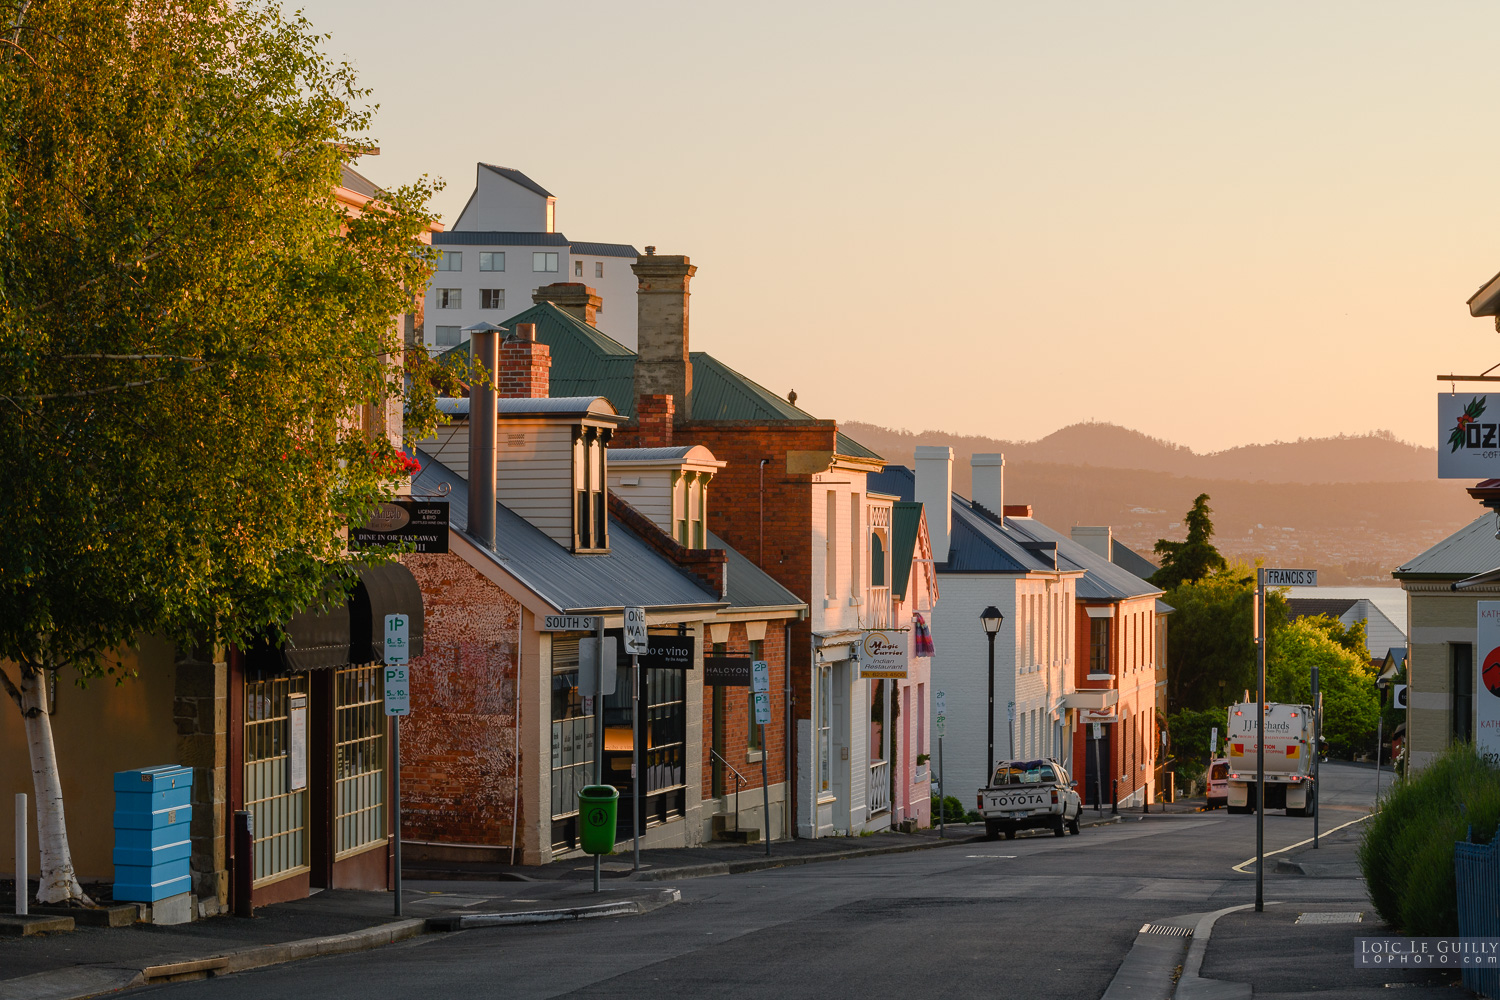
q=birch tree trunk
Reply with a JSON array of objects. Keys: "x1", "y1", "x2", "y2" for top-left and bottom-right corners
[{"x1": 19, "y1": 667, "x2": 92, "y2": 906}]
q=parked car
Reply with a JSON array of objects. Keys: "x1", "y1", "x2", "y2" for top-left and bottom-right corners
[
  {"x1": 978, "y1": 758, "x2": 1083, "y2": 839},
  {"x1": 1206, "y1": 758, "x2": 1229, "y2": 809}
]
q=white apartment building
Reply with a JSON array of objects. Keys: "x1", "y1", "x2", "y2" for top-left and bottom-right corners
[{"x1": 424, "y1": 164, "x2": 641, "y2": 352}]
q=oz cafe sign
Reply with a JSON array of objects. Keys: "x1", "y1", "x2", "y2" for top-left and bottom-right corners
[{"x1": 1440, "y1": 393, "x2": 1500, "y2": 478}]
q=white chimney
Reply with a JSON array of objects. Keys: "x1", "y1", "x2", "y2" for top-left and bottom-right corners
[
  {"x1": 915, "y1": 445, "x2": 953, "y2": 563},
  {"x1": 972, "y1": 453, "x2": 1004, "y2": 517},
  {"x1": 1071, "y1": 525, "x2": 1112, "y2": 561}
]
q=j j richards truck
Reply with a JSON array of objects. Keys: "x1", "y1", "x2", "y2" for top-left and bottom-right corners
[{"x1": 1225, "y1": 700, "x2": 1317, "y2": 816}]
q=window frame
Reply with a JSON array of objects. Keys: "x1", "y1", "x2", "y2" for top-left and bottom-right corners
[
  {"x1": 1089, "y1": 617, "x2": 1111, "y2": 675},
  {"x1": 436, "y1": 250, "x2": 463, "y2": 271},
  {"x1": 436, "y1": 287, "x2": 462, "y2": 310},
  {"x1": 479, "y1": 251, "x2": 505, "y2": 272},
  {"x1": 480, "y1": 288, "x2": 505, "y2": 310},
  {"x1": 533, "y1": 251, "x2": 559, "y2": 272}
]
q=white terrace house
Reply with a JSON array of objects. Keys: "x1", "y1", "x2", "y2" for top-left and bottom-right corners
[
  {"x1": 870, "y1": 450, "x2": 1084, "y2": 796},
  {"x1": 424, "y1": 164, "x2": 641, "y2": 353}
]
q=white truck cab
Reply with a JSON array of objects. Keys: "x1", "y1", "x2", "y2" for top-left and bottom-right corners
[{"x1": 1224, "y1": 701, "x2": 1316, "y2": 816}]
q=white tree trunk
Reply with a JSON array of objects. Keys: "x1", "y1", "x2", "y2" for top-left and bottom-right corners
[{"x1": 20, "y1": 669, "x2": 92, "y2": 906}]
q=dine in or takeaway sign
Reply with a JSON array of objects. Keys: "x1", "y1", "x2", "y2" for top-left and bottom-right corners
[
  {"x1": 1439, "y1": 394, "x2": 1500, "y2": 478},
  {"x1": 858, "y1": 630, "x2": 908, "y2": 679}
]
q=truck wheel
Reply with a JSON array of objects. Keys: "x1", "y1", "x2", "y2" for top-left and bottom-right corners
[
  {"x1": 1227, "y1": 803, "x2": 1249, "y2": 815},
  {"x1": 984, "y1": 821, "x2": 1001, "y2": 841},
  {"x1": 1004, "y1": 827, "x2": 1017, "y2": 840},
  {"x1": 1068, "y1": 816, "x2": 1081, "y2": 836},
  {"x1": 1053, "y1": 817, "x2": 1066, "y2": 837}
]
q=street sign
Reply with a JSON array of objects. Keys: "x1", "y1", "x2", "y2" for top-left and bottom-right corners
[
  {"x1": 1211, "y1": 726, "x2": 1219, "y2": 754},
  {"x1": 935, "y1": 690, "x2": 946, "y2": 738},
  {"x1": 751, "y1": 660, "x2": 770, "y2": 694},
  {"x1": 1092, "y1": 722, "x2": 1102, "y2": 740},
  {"x1": 578, "y1": 637, "x2": 617, "y2": 696},
  {"x1": 383, "y1": 614, "x2": 411, "y2": 717},
  {"x1": 1262, "y1": 568, "x2": 1318, "y2": 587},
  {"x1": 753, "y1": 692, "x2": 772, "y2": 726},
  {"x1": 1439, "y1": 393, "x2": 1500, "y2": 478},
  {"x1": 1393, "y1": 684, "x2": 1408, "y2": 710},
  {"x1": 1007, "y1": 702, "x2": 1016, "y2": 723},
  {"x1": 858, "y1": 630, "x2": 908, "y2": 679},
  {"x1": 705, "y1": 657, "x2": 753, "y2": 687},
  {"x1": 543, "y1": 615, "x2": 602, "y2": 632},
  {"x1": 623, "y1": 607, "x2": 648, "y2": 654}
]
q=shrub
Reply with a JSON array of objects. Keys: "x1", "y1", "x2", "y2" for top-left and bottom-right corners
[
  {"x1": 1169, "y1": 706, "x2": 1227, "y2": 775},
  {"x1": 931, "y1": 795, "x2": 973, "y2": 824},
  {"x1": 1360, "y1": 744, "x2": 1500, "y2": 934}
]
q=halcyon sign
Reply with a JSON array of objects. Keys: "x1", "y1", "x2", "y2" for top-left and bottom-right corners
[
  {"x1": 351, "y1": 501, "x2": 449, "y2": 554},
  {"x1": 1439, "y1": 394, "x2": 1500, "y2": 478},
  {"x1": 704, "y1": 657, "x2": 753, "y2": 687}
]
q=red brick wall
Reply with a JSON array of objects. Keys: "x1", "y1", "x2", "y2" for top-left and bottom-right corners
[
  {"x1": 701, "y1": 622, "x2": 789, "y2": 797},
  {"x1": 401, "y1": 552, "x2": 522, "y2": 848}
]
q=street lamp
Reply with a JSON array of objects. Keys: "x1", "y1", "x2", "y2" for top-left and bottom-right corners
[{"x1": 981, "y1": 606, "x2": 1004, "y2": 783}]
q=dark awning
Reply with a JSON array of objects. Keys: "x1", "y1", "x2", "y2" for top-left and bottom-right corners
[
  {"x1": 247, "y1": 597, "x2": 352, "y2": 674},
  {"x1": 349, "y1": 561, "x2": 425, "y2": 663}
]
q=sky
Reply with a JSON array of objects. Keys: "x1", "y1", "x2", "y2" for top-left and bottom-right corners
[{"x1": 298, "y1": 0, "x2": 1500, "y2": 454}]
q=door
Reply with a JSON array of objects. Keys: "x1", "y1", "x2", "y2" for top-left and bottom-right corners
[{"x1": 1084, "y1": 723, "x2": 1113, "y2": 808}]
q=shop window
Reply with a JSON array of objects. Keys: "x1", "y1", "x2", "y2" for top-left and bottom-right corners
[
  {"x1": 1454, "y1": 643, "x2": 1474, "y2": 743},
  {"x1": 549, "y1": 637, "x2": 596, "y2": 849},
  {"x1": 711, "y1": 642, "x2": 726, "y2": 798},
  {"x1": 245, "y1": 674, "x2": 309, "y2": 884},
  {"x1": 642, "y1": 662, "x2": 687, "y2": 823},
  {"x1": 334, "y1": 664, "x2": 387, "y2": 857},
  {"x1": 818, "y1": 665, "x2": 833, "y2": 796}
]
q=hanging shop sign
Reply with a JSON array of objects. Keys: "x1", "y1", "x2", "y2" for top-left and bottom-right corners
[
  {"x1": 705, "y1": 657, "x2": 753, "y2": 687},
  {"x1": 606, "y1": 631, "x2": 696, "y2": 670},
  {"x1": 351, "y1": 501, "x2": 450, "y2": 554},
  {"x1": 858, "y1": 629, "x2": 908, "y2": 679},
  {"x1": 1439, "y1": 394, "x2": 1500, "y2": 478}
]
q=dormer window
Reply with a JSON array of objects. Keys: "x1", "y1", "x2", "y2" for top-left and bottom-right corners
[
  {"x1": 672, "y1": 472, "x2": 708, "y2": 548},
  {"x1": 573, "y1": 427, "x2": 608, "y2": 551}
]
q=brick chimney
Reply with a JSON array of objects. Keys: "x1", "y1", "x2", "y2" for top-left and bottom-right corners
[
  {"x1": 638, "y1": 394, "x2": 674, "y2": 448},
  {"x1": 531, "y1": 281, "x2": 602, "y2": 327},
  {"x1": 631, "y1": 252, "x2": 695, "y2": 420},
  {"x1": 499, "y1": 322, "x2": 551, "y2": 399}
]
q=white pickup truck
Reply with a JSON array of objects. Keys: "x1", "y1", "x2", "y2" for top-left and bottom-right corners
[
  {"x1": 977, "y1": 758, "x2": 1082, "y2": 840},
  {"x1": 1225, "y1": 701, "x2": 1317, "y2": 816}
]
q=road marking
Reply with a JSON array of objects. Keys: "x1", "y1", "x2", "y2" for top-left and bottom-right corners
[
  {"x1": 965, "y1": 855, "x2": 1017, "y2": 859},
  {"x1": 1230, "y1": 813, "x2": 1371, "y2": 873}
]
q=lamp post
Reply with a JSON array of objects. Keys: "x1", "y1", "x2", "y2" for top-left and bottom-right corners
[{"x1": 981, "y1": 606, "x2": 1004, "y2": 783}]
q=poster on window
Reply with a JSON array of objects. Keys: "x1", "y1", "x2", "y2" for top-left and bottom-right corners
[
  {"x1": 1477, "y1": 602, "x2": 1500, "y2": 762},
  {"x1": 288, "y1": 693, "x2": 308, "y2": 792}
]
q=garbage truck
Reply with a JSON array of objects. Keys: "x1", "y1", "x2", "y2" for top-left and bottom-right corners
[{"x1": 1224, "y1": 700, "x2": 1316, "y2": 816}]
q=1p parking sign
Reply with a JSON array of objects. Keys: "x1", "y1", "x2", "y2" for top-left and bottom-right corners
[{"x1": 384, "y1": 614, "x2": 411, "y2": 717}]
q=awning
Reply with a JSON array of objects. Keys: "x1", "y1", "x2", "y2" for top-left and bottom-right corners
[
  {"x1": 349, "y1": 561, "x2": 425, "y2": 662},
  {"x1": 1065, "y1": 689, "x2": 1119, "y2": 711},
  {"x1": 247, "y1": 596, "x2": 352, "y2": 674}
]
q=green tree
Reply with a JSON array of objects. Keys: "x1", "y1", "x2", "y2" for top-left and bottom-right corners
[
  {"x1": 0, "y1": 0, "x2": 453, "y2": 903},
  {"x1": 1267, "y1": 618, "x2": 1379, "y2": 757},
  {"x1": 1151, "y1": 493, "x2": 1228, "y2": 590}
]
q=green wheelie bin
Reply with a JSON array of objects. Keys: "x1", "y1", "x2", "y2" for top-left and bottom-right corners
[{"x1": 578, "y1": 785, "x2": 619, "y2": 855}]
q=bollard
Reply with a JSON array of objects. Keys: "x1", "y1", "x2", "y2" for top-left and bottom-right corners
[
  {"x1": 15, "y1": 793, "x2": 26, "y2": 916},
  {"x1": 232, "y1": 810, "x2": 254, "y2": 918}
]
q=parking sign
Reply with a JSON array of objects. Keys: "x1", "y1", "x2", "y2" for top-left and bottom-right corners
[{"x1": 383, "y1": 614, "x2": 410, "y2": 717}]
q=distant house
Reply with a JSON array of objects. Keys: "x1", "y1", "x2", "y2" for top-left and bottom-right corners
[{"x1": 1285, "y1": 596, "x2": 1405, "y2": 661}]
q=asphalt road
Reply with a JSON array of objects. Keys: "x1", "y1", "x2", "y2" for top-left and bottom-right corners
[{"x1": 128, "y1": 763, "x2": 1382, "y2": 1000}]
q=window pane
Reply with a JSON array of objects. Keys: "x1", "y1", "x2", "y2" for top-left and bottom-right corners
[
  {"x1": 435, "y1": 325, "x2": 461, "y2": 347},
  {"x1": 479, "y1": 251, "x2": 505, "y2": 272},
  {"x1": 438, "y1": 250, "x2": 462, "y2": 271},
  {"x1": 438, "y1": 288, "x2": 461, "y2": 309},
  {"x1": 574, "y1": 260, "x2": 583, "y2": 277},
  {"x1": 595, "y1": 261, "x2": 603, "y2": 278}
]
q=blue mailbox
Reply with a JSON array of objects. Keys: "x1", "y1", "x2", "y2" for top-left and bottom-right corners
[{"x1": 113, "y1": 765, "x2": 193, "y2": 903}]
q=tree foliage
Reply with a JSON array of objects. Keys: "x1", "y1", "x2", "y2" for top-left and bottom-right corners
[
  {"x1": 0, "y1": 0, "x2": 450, "y2": 681},
  {"x1": 1267, "y1": 617, "x2": 1379, "y2": 757},
  {"x1": 1162, "y1": 566, "x2": 1287, "y2": 713},
  {"x1": 1151, "y1": 493, "x2": 1228, "y2": 590}
]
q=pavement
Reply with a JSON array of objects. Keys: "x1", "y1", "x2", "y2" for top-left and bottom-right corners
[{"x1": 0, "y1": 813, "x2": 1128, "y2": 1000}]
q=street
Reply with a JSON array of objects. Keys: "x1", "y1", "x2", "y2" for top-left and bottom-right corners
[{"x1": 122, "y1": 764, "x2": 1383, "y2": 1000}]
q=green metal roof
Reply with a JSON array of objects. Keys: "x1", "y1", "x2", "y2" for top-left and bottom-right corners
[
  {"x1": 837, "y1": 431, "x2": 883, "y2": 461},
  {"x1": 890, "y1": 501, "x2": 924, "y2": 602}
]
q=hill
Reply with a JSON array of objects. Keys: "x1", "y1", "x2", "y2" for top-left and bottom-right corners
[{"x1": 842, "y1": 421, "x2": 1470, "y2": 585}]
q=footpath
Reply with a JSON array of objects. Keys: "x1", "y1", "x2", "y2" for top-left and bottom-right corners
[
  {"x1": 0, "y1": 814, "x2": 1118, "y2": 1000},
  {"x1": 1105, "y1": 814, "x2": 1465, "y2": 1000}
]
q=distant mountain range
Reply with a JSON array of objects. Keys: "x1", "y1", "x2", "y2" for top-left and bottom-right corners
[{"x1": 841, "y1": 421, "x2": 1475, "y2": 586}]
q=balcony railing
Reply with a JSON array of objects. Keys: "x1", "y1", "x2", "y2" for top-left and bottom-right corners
[
  {"x1": 868, "y1": 759, "x2": 890, "y2": 815},
  {"x1": 867, "y1": 587, "x2": 891, "y2": 629}
]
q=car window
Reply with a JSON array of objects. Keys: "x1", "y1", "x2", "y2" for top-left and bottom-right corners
[
  {"x1": 1036, "y1": 765, "x2": 1057, "y2": 784},
  {"x1": 1210, "y1": 762, "x2": 1229, "y2": 779}
]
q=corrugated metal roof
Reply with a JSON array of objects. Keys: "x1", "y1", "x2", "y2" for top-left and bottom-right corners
[
  {"x1": 437, "y1": 395, "x2": 619, "y2": 418},
  {"x1": 1287, "y1": 598, "x2": 1360, "y2": 620},
  {"x1": 837, "y1": 432, "x2": 883, "y2": 462},
  {"x1": 570, "y1": 241, "x2": 640, "y2": 258},
  {"x1": 945, "y1": 500, "x2": 1056, "y2": 574},
  {"x1": 340, "y1": 164, "x2": 379, "y2": 199},
  {"x1": 412, "y1": 451, "x2": 723, "y2": 614},
  {"x1": 688, "y1": 352, "x2": 819, "y2": 422},
  {"x1": 1156, "y1": 599, "x2": 1175, "y2": 615},
  {"x1": 889, "y1": 501, "x2": 923, "y2": 601},
  {"x1": 706, "y1": 530, "x2": 805, "y2": 614},
  {"x1": 866, "y1": 465, "x2": 915, "y2": 502},
  {"x1": 1005, "y1": 517, "x2": 1162, "y2": 601},
  {"x1": 432, "y1": 231, "x2": 571, "y2": 247},
  {"x1": 1394, "y1": 513, "x2": 1497, "y2": 577},
  {"x1": 1110, "y1": 540, "x2": 1159, "y2": 582},
  {"x1": 480, "y1": 163, "x2": 553, "y2": 199},
  {"x1": 610, "y1": 446, "x2": 697, "y2": 462}
]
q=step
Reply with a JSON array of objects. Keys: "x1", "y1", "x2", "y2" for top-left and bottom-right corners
[
  {"x1": 0, "y1": 913, "x2": 75, "y2": 936},
  {"x1": 31, "y1": 902, "x2": 141, "y2": 927}
]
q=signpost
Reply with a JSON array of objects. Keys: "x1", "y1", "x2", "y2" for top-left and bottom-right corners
[
  {"x1": 858, "y1": 630, "x2": 909, "y2": 679},
  {"x1": 752, "y1": 660, "x2": 772, "y2": 856},
  {"x1": 1092, "y1": 721, "x2": 1103, "y2": 814},
  {"x1": 1252, "y1": 568, "x2": 1315, "y2": 907},
  {"x1": 1007, "y1": 701, "x2": 1016, "y2": 760},
  {"x1": 622, "y1": 608, "x2": 646, "y2": 871},
  {"x1": 935, "y1": 691, "x2": 946, "y2": 839},
  {"x1": 1210, "y1": 726, "x2": 1218, "y2": 756},
  {"x1": 350, "y1": 500, "x2": 450, "y2": 554},
  {"x1": 383, "y1": 614, "x2": 411, "y2": 917}
]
